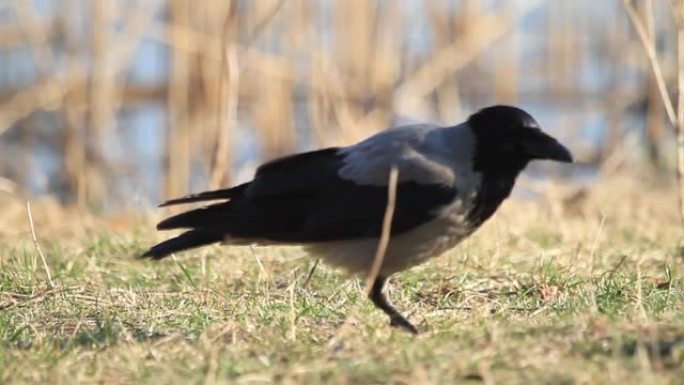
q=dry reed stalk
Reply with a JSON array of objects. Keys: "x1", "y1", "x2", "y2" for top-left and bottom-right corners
[
  {"x1": 325, "y1": 57, "x2": 376, "y2": 144},
  {"x1": 209, "y1": 1, "x2": 238, "y2": 189},
  {"x1": 88, "y1": 0, "x2": 113, "y2": 206},
  {"x1": 285, "y1": 0, "x2": 313, "y2": 54},
  {"x1": 0, "y1": 2, "x2": 63, "y2": 147},
  {"x1": 0, "y1": 18, "x2": 58, "y2": 48},
  {"x1": 0, "y1": 76, "x2": 66, "y2": 137},
  {"x1": 194, "y1": 1, "x2": 224, "y2": 175},
  {"x1": 326, "y1": 0, "x2": 399, "y2": 138},
  {"x1": 254, "y1": 60, "x2": 295, "y2": 160},
  {"x1": 603, "y1": 7, "x2": 627, "y2": 161},
  {"x1": 547, "y1": 1, "x2": 570, "y2": 98},
  {"x1": 308, "y1": 54, "x2": 337, "y2": 146},
  {"x1": 143, "y1": 19, "x2": 317, "y2": 99},
  {"x1": 289, "y1": 0, "x2": 333, "y2": 150},
  {"x1": 0, "y1": 1, "x2": 623, "y2": 210},
  {"x1": 247, "y1": 0, "x2": 293, "y2": 160},
  {"x1": 623, "y1": 0, "x2": 684, "y2": 227},
  {"x1": 371, "y1": 2, "x2": 397, "y2": 126},
  {"x1": 430, "y1": 0, "x2": 464, "y2": 122},
  {"x1": 108, "y1": 1, "x2": 164, "y2": 111},
  {"x1": 646, "y1": 69, "x2": 664, "y2": 167},
  {"x1": 494, "y1": 1, "x2": 518, "y2": 105},
  {"x1": 334, "y1": 0, "x2": 374, "y2": 97},
  {"x1": 395, "y1": 0, "x2": 542, "y2": 118},
  {"x1": 369, "y1": 2, "x2": 401, "y2": 127},
  {"x1": 86, "y1": 1, "x2": 161, "y2": 206},
  {"x1": 308, "y1": 54, "x2": 350, "y2": 145},
  {"x1": 244, "y1": 0, "x2": 285, "y2": 44},
  {"x1": 145, "y1": 20, "x2": 221, "y2": 60},
  {"x1": 623, "y1": 0, "x2": 677, "y2": 125},
  {"x1": 331, "y1": 0, "x2": 384, "y2": 141},
  {"x1": 641, "y1": 0, "x2": 664, "y2": 167},
  {"x1": 61, "y1": 0, "x2": 86, "y2": 206},
  {"x1": 165, "y1": 0, "x2": 191, "y2": 199},
  {"x1": 11, "y1": 0, "x2": 54, "y2": 79},
  {"x1": 141, "y1": 18, "x2": 376, "y2": 126}
]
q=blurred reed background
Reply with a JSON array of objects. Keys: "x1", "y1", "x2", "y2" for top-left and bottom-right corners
[{"x1": 0, "y1": 0, "x2": 680, "y2": 212}]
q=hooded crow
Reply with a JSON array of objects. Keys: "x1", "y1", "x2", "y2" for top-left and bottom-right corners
[{"x1": 142, "y1": 105, "x2": 573, "y2": 334}]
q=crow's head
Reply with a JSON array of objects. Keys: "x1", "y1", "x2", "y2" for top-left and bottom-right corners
[{"x1": 468, "y1": 105, "x2": 573, "y2": 175}]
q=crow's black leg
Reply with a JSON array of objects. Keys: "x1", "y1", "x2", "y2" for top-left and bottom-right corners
[{"x1": 368, "y1": 276, "x2": 419, "y2": 334}]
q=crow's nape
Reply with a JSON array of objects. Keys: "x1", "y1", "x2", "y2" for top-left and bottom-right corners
[{"x1": 140, "y1": 229, "x2": 223, "y2": 259}]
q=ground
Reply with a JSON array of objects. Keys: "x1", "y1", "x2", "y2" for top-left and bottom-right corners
[{"x1": 1, "y1": 174, "x2": 683, "y2": 384}]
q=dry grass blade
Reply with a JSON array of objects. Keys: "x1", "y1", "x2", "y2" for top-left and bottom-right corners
[
  {"x1": 248, "y1": 245, "x2": 267, "y2": 279},
  {"x1": 589, "y1": 213, "x2": 607, "y2": 275},
  {"x1": 364, "y1": 167, "x2": 399, "y2": 296},
  {"x1": 302, "y1": 259, "x2": 320, "y2": 288},
  {"x1": 328, "y1": 167, "x2": 399, "y2": 347},
  {"x1": 25, "y1": 201, "x2": 54, "y2": 289},
  {"x1": 171, "y1": 253, "x2": 198, "y2": 290},
  {"x1": 678, "y1": 1, "x2": 684, "y2": 231}
]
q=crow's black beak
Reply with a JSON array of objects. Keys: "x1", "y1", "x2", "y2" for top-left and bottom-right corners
[{"x1": 523, "y1": 131, "x2": 573, "y2": 163}]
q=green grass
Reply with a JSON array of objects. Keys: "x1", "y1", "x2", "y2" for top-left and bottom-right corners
[{"x1": 1, "y1": 176, "x2": 684, "y2": 384}]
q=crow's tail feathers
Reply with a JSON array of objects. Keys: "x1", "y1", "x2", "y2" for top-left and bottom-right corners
[
  {"x1": 142, "y1": 185, "x2": 246, "y2": 259},
  {"x1": 158, "y1": 183, "x2": 248, "y2": 207},
  {"x1": 140, "y1": 229, "x2": 223, "y2": 260}
]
